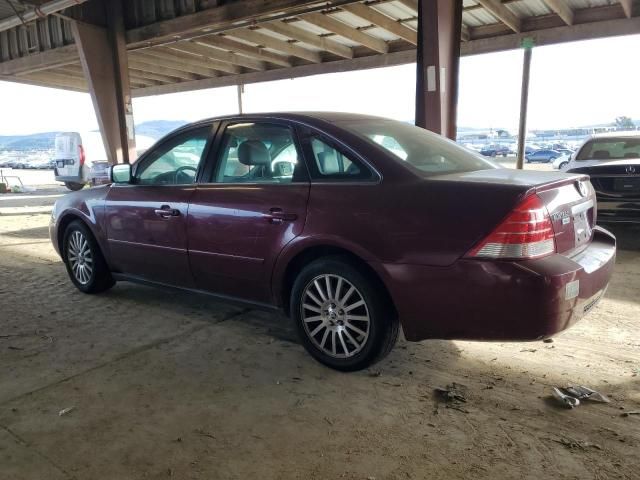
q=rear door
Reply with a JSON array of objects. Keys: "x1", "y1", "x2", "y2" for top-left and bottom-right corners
[
  {"x1": 54, "y1": 133, "x2": 81, "y2": 179},
  {"x1": 187, "y1": 120, "x2": 310, "y2": 304},
  {"x1": 105, "y1": 124, "x2": 214, "y2": 287}
]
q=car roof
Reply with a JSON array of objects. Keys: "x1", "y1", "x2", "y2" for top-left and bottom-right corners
[{"x1": 172, "y1": 112, "x2": 393, "y2": 134}]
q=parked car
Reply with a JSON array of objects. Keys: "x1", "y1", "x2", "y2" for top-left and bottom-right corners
[
  {"x1": 567, "y1": 160, "x2": 640, "y2": 224},
  {"x1": 480, "y1": 145, "x2": 510, "y2": 157},
  {"x1": 54, "y1": 131, "x2": 155, "y2": 191},
  {"x1": 526, "y1": 149, "x2": 561, "y2": 163},
  {"x1": 566, "y1": 133, "x2": 640, "y2": 223},
  {"x1": 562, "y1": 132, "x2": 640, "y2": 171},
  {"x1": 552, "y1": 154, "x2": 571, "y2": 170},
  {"x1": 49, "y1": 113, "x2": 616, "y2": 371},
  {"x1": 556, "y1": 148, "x2": 574, "y2": 157}
]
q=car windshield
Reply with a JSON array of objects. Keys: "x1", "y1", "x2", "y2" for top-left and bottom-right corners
[
  {"x1": 339, "y1": 119, "x2": 498, "y2": 176},
  {"x1": 576, "y1": 137, "x2": 640, "y2": 161}
]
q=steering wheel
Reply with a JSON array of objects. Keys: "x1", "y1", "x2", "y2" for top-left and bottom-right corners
[{"x1": 174, "y1": 165, "x2": 198, "y2": 184}]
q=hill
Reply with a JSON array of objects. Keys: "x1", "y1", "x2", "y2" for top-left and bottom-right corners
[{"x1": 0, "y1": 120, "x2": 187, "y2": 151}]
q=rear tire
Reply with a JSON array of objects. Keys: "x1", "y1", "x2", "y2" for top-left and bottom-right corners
[
  {"x1": 65, "y1": 182, "x2": 85, "y2": 191},
  {"x1": 559, "y1": 162, "x2": 568, "y2": 170},
  {"x1": 291, "y1": 256, "x2": 399, "y2": 371},
  {"x1": 62, "y1": 220, "x2": 114, "y2": 294}
]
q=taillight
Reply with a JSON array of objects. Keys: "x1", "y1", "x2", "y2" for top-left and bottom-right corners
[
  {"x1": 467, "y1": 194, "x2": 556, "y2": 259},
  {"x1": 78, "y1": 144, "x2": 85, "y2": 166}
]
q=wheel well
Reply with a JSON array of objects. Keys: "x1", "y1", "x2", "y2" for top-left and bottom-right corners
[
  {"x1": 56, "y1": 214, "x2": 83, "y2": 257},
  {"x1": 281, "y1": 245, "x2": 397, "y2": 318}
]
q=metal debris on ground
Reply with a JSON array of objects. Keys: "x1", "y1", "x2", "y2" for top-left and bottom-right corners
[
  {"x1": 58, "y1": 407, "x2": 75, "y2": 416},
  {"x1": 552, "y1": 437, "x2": 602, "y2": 450},
  {"x1": 551, "y1": 385, "x2": 610, "y2": 409},
  {"x1": 563, "y1": 386, "x2": 610, "y2": 403},
  {"x1": 621, "y1": 411, "x2": 640, "y2": 417},
  {"x1": 434, "y1": 383, "x2": 469, "y2": 413}
]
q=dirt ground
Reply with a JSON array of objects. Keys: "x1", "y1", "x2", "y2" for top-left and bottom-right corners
[{"x1": 0, "y1": 193, "x2": 639, "y2": 480}]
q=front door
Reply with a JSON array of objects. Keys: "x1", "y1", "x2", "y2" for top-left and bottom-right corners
[
  {"x1": 105, "y1": 125, "x2": 213, "y2": 287},
  {"x1": 188, "y1": 121, "x2": 309, "y2": 304}
]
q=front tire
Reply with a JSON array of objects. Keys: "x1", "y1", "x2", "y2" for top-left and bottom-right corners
[
  {"x1": 62, "y1": 220, "x2": 114, "y2": 293},
  {"x1": 65, "y1": 182, "x2": 85, "y2": 191},
  {"x1": 559, "y1": 162, "x2": 568, "y2": 170},
  {"x1": 291, "y1": 257, "x2": 399, "y2": 371}
]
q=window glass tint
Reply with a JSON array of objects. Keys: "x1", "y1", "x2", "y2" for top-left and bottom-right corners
[
  {"x1": 576, "y1": 138, "x2": 640, "y2": 161},
  {"x1": 340, "y1": 119, "x2": 497, "y2": 177},
  {"x1": 136, "y1": 127, "x2": 209, "y2": 185},
  {"x1": 215, "y1": 123, "x2": 302, "y2": 183},
  {"x1": 306, "y1": 136, "x2": 374, "y2": 181}
]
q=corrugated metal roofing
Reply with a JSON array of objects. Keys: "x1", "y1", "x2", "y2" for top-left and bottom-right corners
[{"x1": 0, "y1": 0, "x2": 637, "y2": 94}]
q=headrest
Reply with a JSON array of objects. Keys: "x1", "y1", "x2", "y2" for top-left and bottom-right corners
[
  {"x1": 592, "y1": 150, "x2": 610, "y2": 159},
  {"x1": 238, "y1": 140, "x2": 270, "y2": 166}
]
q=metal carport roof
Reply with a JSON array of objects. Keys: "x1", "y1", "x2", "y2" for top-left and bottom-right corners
[{"x1": 0, "y1": 0, "x2": 638, "y2": 96}]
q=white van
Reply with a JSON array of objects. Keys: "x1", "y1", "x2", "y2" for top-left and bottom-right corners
[
  {"x1": 54, "y1": 131, "x2": 155, "y2": 191},
  {"x1": 54, "y1": 131, "x2": 106, "y2": 191}
]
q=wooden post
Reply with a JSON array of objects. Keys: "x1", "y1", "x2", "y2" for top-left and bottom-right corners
[
  {"x1": 415, "y1": 0, "x2": 463, "y2": 139},
  {"x1": 72, "y1": 0, "x2": 135, "y2": 165},
  {"x1": 516, "y1": 39, "x2": 534, "y2": 170}
]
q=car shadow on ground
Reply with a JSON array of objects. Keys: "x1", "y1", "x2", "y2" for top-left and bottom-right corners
[{"x1": 3, "y1": 224, "x2": 51, "y2": 239}]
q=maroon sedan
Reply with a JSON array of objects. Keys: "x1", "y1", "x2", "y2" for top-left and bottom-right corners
[{"x1": 50, "y1": 113, "x2": 616, "y2": 371}]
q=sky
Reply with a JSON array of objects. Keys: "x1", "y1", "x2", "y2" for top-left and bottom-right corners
[{"x1": 0, "y1": 34, "x2": 638, "y2": 136}]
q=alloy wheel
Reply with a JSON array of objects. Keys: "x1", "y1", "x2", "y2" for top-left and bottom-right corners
[
  {"x1": 67, "y1": 230, "x2": 93, "y2": 285},
  {"x1": 301, "y1": 274, "x2": 371, "y2": 358}
]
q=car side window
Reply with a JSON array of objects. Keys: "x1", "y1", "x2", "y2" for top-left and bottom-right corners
[
  {"x1": 306, "y1": 135, "x2": 373, "y2": 181},
  {"x1": 135, "y1": 127, "x2": 210, "y2": 185},
  {"x1": 214, "y1": 122, "x2": 305, "y2": 184}
]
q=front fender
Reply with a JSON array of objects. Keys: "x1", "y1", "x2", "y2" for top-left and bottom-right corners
[{"x1": 52, "y1": 185, "x2": 110, "y2": 260}]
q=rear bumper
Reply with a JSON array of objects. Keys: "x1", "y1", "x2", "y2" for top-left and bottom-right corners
[
  {"x1": 380, "y1": 227, "x2": 616, "y2": 342},
  {"x1": 54, "y1": 175, "x2": 83, "y2": 183}
]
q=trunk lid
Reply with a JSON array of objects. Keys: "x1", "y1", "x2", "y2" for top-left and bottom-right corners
[{"x1": 431, "y1": 168, "x2": 596, "y2": 258}]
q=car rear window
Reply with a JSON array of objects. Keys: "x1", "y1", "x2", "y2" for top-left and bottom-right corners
[
  {"x1": 339, "y1": 119, "x2": 498, "y2": 177},
  {"x1": 576, "y1": 138, "x2": 640, "y2": 161}
]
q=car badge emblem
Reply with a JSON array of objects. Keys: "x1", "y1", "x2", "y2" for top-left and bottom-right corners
[
  {"x1": 576, "y1": 181, "x2": 588, "y2": 197},
  {"x1": 626, "y1": 165, "x2": 637, "y2": 174}
]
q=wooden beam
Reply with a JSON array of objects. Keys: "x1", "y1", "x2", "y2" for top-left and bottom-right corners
[
  {"x1": 341, "y1": 3, "x2": 417, "y2": 45},
  {"x1": 397, "y1": 0, "x2": 418, "y2": 14},
  {"x1": 619, "y1": 0, "x2": 633, "y2": 18},
  {"x1": 461, "y1": 23, "x2": 470, "y2": 41},
  {"x1": 462, "y1": 15, "x2": 640, "y2": 55},
  {"x1": 541, "y1": 0, "x2": 574, "y2": 25},
  {"x1": 21, "y1": 71, "x2": 87, "y2": 89},
  {"x1": 228, "y1": 28, "x2": 322, "y2": 63},
  {"x1": 132, "y1": 49, "x2": 219, "y2": 77},
  {"x1": 133, "y1": 48, "x2": 415, "y2": 97},
  {"x1": 0, "y1": 44, "x2": 78, "y2": 75},
  {"x1": 263, "y1": 21, "x2": 354, "y2": 58},
  {"x1": 151, "y1": 46, "x2": 233, "y2": 74},
  {"x1": 129, "y1": 67, "x2": 180, "y2": 84},
  {"x1": 192, "y1": 38, "x2": 267, "y2": 70},
  {"x1": 164, "y1": 44, "x2": 242, "y2": 74},
  {"x1": 475, "y1": 0, "x2": 522, "y2": 33},
  {"x1": 126, "y1": 0, "x2": 362, "y2": 49},
  {"x1": 0, "y1": 74, "x2": 87, "y2": 93},
  {"x1": 205, "y1": 35, "x2": 292, "y2": 68},
  {"x1": 304, "y1": 12, "x2": 389, "y2": 53},
  {"x1": 128, "y1": 58, "x2": 200, "y2": 81}
]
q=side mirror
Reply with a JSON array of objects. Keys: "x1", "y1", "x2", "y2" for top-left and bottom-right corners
[{"x1": 110, "y1": 164, "x2": 132, "y2": 184}]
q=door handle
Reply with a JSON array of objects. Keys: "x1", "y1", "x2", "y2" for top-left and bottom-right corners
[
  {"x1": 154, "y1": 205, "x2": 180, "y2": 218},
  {"x1": 263, "y1": 208, "x2": 297, "y2": 224}
]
